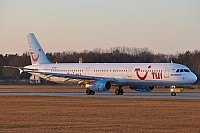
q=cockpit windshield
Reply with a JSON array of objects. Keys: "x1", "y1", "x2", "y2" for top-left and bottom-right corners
[
  {"x1": 184, "y1": 69, "x2": 190, "y2": 72},
  {"x1": 176, "y1": 69, "x2": 190, "y2": 73}
]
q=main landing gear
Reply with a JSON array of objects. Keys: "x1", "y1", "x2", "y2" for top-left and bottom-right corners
[
  {"x1": 114, "y1": 87, "x2": 124, "y2": 95},
  {"x1": 86, "y1": 89, "x2": 95, "y2": 95}
]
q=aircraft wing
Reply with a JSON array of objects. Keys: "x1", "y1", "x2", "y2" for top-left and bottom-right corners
[
  {"x1": 3, "y1": 66, "x2": 115, "y2": 82},
  {"x1": 29, "y1": 70, "x2": 116, "y2": 82}
]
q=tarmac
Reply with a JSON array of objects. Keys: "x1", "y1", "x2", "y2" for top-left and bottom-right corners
[{"x1": 0, "y1": 92, "x2": 199, "y2": 99}]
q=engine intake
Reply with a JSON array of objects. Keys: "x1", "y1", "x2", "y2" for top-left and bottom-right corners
[{"x1": 85, "y1": 80, "x2": 112, "y2": 92}]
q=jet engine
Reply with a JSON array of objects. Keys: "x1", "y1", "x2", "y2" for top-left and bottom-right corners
[
  {"x1": 85, "y1": 80, "x2": 112, "y2": 92},
  {"x1": 130, "y1": 86, "x2": 155, "y2": 92}
]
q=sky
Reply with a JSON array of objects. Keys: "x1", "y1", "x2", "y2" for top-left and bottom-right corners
[{"x1": 0, "y1": 0, "x2": 200, "y2": 55}]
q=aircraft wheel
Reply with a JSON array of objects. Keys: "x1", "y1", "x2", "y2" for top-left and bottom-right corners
[
  {"x1": 114, "y1": 89, "x2": 120, "y2": 95},
  {"x1": 119, "y1": 89, "x2": 124, "y2": 95},
  {"x1": 115, "y1": 88, "x2": 124, "y2": 95},
  {"x1": 86, "y1": 89, "x2": 91, "y2": 95},
  {"x1": 90, "y1": 91, "x2": 95, "y2": 95},
  {"x1": 171, "y1": 92, "x2": 176, "y2": 96}
]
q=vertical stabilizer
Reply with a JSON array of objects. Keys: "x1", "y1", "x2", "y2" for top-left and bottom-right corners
[{"x1": 27, "y1": 33, "x2": 52, "y2": 65}]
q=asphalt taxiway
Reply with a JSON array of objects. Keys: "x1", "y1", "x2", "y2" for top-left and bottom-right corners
[{"x1": 0, "y1": 92, "x2": 199, "y2": 99}]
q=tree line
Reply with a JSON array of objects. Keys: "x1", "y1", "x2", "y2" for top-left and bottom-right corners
[{"x1": 0, "y1": 46, "x2": 199, "y2": 83}]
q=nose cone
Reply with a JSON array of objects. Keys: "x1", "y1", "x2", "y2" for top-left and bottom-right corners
[{"x1": 190, "y1": 73, "x2": 197, "y2": 84}]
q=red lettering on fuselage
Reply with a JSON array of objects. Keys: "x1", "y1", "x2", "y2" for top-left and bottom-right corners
[{"x1": 151, "y1": 72, "x2": 162, "y2": 79}]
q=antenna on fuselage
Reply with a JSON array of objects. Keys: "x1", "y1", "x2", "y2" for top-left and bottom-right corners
[{"x1": 79, "y1": 57, "x2": 83, "y2": 63}]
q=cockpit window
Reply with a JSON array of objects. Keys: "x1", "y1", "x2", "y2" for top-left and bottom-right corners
[
  {"x1": 184, "y1": 69, "x2": 190, "y2": 72},
  {"x1": 176, "y1": 69, "x2": 190, "y2": 73}
]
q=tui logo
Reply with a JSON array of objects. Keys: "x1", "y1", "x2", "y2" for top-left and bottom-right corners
[
  {"x1": 30, "y1": 49, "x2": 41, "y2": 62},
  {"x1": 135, "y1": 65, "x2": 151, "y2": 80}
]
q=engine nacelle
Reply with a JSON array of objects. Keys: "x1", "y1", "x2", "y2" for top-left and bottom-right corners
[
  {"x1": 85, "y1": 80, "x2": 112, "y2": 92},
  {"x1": 130, "y1": 86, "x2": 155, "y2": 92}
]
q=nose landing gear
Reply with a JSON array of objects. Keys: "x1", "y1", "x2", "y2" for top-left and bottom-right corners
[
  {"x1": 170, "y1": 86, "x2": 177, "y2": 96},
  {"x1": 171, "y1": 92, "x2": 176, "y2": 96}
]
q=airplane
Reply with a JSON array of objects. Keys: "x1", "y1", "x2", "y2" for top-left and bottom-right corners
[{"x1": 3, "y1": 33, "x2": 197, "y2": 96}]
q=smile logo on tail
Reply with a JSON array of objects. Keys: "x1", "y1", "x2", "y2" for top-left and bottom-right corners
[
  {"x1": 30, "y1": 49, "x2": 41, "y2": 62},
  {"x1": 135, "y1": 65, "x2": 151, "y2": 80}
]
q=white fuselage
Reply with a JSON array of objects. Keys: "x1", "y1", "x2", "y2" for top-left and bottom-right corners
[{"x1": 25, "y1": 62, "x2": 197, "y2": 87}]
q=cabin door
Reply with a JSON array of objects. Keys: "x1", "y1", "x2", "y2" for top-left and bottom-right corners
[
  {"x1": 164, "y1": 65, "x2": 170, "y2": 78},
  {"x1": 85, "y1": 67, "x2": 90, "y2": 75},
  {"x1": 127, "y1": 67, "x2": 132, "y2": 77}
]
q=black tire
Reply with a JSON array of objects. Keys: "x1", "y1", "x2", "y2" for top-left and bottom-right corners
[
  {"x1": 90, "y1": 91, "x2": 95, "y2": 95},
  {"x1": 119, "y1": 89, "x2": 124, "y2": 95},
  {"x1": 115, "y1": 89, "x2": 119, "y2": 95},
  {"x1": 86, "y1": 89, "x2": 91, "y2": 95},
  {"x1": 171, "y1": 92, "x2": 176, "y2": 96}
]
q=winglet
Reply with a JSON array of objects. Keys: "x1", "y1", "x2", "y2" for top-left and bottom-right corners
[{"x1": 27, "y1": 33, "x2": 52, "y2": 65}]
